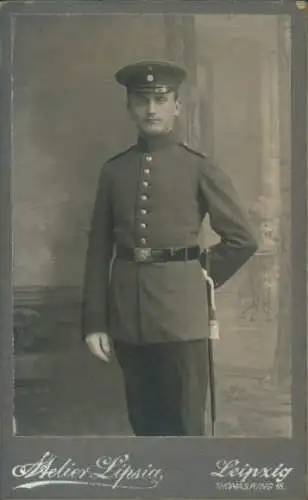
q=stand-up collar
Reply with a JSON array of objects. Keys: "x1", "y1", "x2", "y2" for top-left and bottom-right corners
[{"x1": 136, "y1": 129, "x2": 180, "y2": 152}]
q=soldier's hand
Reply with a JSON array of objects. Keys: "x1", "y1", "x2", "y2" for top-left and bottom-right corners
[{"x1": 85, "y1": 332, "x2": 111, "y2": 362}]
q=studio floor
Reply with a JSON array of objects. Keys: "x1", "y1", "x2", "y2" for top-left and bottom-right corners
[{"x1": 13, "y1": 291, "x2": 292, "y2": 438}]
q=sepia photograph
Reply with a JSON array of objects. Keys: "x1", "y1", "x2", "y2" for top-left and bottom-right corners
[
  {"x1": 0, "y1": 1, "x2": 307, "y2": 498},
  {"x1": 11, "y1": 11, "x2": 294, "y2": 439}
]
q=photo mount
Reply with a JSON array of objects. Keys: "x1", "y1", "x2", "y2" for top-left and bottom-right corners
[{"x1": 0, "y1": 1, "x2": 306, "y2": 499}]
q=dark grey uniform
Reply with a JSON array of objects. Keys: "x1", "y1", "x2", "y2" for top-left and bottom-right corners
[{"x1": 82, "y1": 62, "x2": 258, "y2": 436}]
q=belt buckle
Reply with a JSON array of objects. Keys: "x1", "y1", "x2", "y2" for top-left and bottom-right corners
[{"x1": 134, "y1": 247, "x2": 152, "y2": 263}]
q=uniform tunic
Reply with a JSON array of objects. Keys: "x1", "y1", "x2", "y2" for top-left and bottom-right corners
[{"x1": 82, "y1": 130, "x2": 258, "y2": 344}]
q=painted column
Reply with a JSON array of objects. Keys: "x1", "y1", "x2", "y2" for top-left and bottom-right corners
[{"x1": 257, "y1": 44, "x2": 281, "y2": 321}]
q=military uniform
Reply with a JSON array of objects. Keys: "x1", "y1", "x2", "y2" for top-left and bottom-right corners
[{"x1": 82, "y1": 61, "x2": 258, "y2": 436}]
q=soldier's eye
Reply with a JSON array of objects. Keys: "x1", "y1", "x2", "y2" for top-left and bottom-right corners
[{"x1": 156, "y1": 96, "x2": 167, "y2": 103}]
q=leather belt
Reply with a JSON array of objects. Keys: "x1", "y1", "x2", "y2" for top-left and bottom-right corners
[{"x1": 116, "y1": 245, "x2": 201, "y2": 263}]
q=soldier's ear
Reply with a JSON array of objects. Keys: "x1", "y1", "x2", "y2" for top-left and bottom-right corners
[
  {"x1": 126, "y1": 98, "x2": 134, "y2": 119},
  {"x1": 174, "y1": 98, "x2": 182, "y2": 117}
]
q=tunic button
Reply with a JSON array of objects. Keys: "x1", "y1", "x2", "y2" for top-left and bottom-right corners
[
  {"x1": 140, "y1": 209, "x2": 147, "y2": 215},
  {"x1": 141, "y1": 195, "x2": 148, "y2": 201},
  {"x1": 144, "y1": 168, "x2": 150, "y2": 175},
  {"x1": 145, "y1": 155, "x2": 152, "y2": 162},
  {"x1": 140, "y1": 222, "x2": 147, "y2": 229},
  {"x1": 140, "y1": 238, "x2": 147, "y2": 245},
  {"x1": 142, "y1": 181, "x2": 149, "y2": 188}
]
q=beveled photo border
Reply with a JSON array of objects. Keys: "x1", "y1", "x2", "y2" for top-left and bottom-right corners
[{"x1": 0, "y1": 1, "x2": 307, "y2": 499}]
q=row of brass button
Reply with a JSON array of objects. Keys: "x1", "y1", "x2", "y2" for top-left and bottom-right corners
[{"x1": 139, "y1": 154, "x2": 152, "y2": 245}]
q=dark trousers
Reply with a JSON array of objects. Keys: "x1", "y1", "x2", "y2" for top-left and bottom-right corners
[{"x1": 113, "y1": 339, "x2": 209, "y2": 436}]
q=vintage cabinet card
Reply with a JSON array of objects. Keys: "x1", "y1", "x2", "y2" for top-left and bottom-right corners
[{"x1": 0, "y1": 0, "x2": 306, "y2": 499}]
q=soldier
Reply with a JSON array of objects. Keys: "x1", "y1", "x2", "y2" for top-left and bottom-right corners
[{"x1": 82, "y1": 61, "x2": 258, "y2": 436}]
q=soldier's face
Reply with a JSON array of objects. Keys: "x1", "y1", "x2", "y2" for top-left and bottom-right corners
[{"x1": 127, "y1": 91, "x2": 181, "y2": 136}]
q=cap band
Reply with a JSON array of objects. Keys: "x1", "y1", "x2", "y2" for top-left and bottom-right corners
[{"x1": 128, "y1": 84, "x2": 174, "y2": 94}]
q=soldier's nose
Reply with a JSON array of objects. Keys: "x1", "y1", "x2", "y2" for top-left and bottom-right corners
[{"x1": 147, "y1": 100, "x2": 156, "y2": 115}]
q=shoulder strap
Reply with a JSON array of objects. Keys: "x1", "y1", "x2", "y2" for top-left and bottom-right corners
[
  {"x1": 106, "y1": 145, "x2": 135, "y2": 163},
  {"x1": 179, "y1": 142, "x2": 208, "y2": 159}
]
